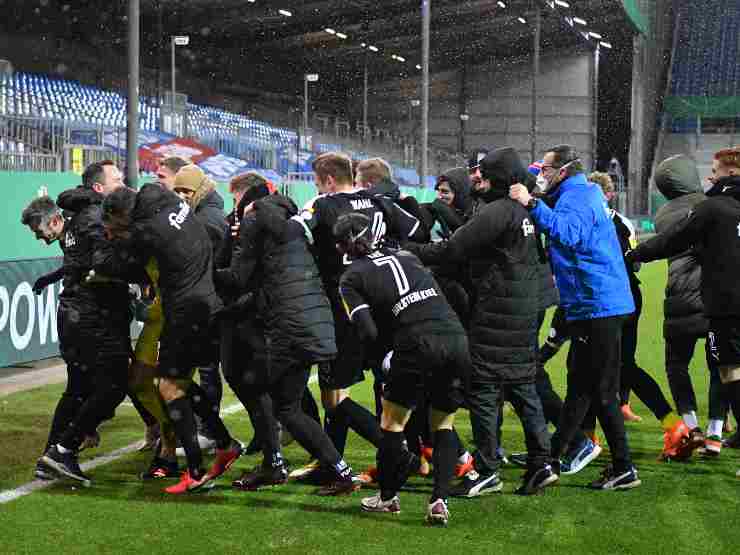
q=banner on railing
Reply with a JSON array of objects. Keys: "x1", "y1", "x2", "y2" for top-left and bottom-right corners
[
  {"x1": 0, "y1": 258, "x2": 143, "y2": 367},
  {"x1": 0, "y1": 258, "x2": 63, "y2": 366}
]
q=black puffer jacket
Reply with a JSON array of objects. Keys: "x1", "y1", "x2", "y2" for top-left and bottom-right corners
[
  {"x1": 405, "y1": 188, "x2": 541, "y2": 384},
  {"x1": 193, "y1": 188, "x2": 228, "y2": 256},
  {"x1": 653, "y1": 155, "x2": 708, "y2": 338},
  {"x1": 216, "y1": 194, "x2": 336, "y2": 364},
  {"x1": 632, "y1": 174, "x2": 740, "y2": 319},
  {"x1": 471, "y1": 147, "x2": 558, "y2": 312}
]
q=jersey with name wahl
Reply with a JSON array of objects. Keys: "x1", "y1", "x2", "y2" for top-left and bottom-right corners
[
  {"x1": 339, "y1": 248, "x2": 462, "y2": 341},
  {"x1": 293, "y1": 191, "x2": 421, "y2": 289}
]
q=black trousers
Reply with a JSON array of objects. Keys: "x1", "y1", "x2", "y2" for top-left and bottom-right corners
[
  {"x1": 56, "y1": 298, "x2": 130, "y2": 451},
  {"x1": 195, "y1": 363, "x2": 224, "y2": 437},
  {"x1": 552, "y1": 314, "x2": 633, "y2": 473},
  {"x1": 250, "y1": 353, "x2": 342, "y2": 471},
  {"x1": 534, "y1": 310, "x2": 564, "y2": 427},
  {"x1": 619, "y1": 286, "x2": 673, "y2": 420},
  {"x1": 665, "y1": 334, "x2": 728, "y2": 421},
  {"x1": 467, "y1": 380, "x2": 550, "y2": 474}
]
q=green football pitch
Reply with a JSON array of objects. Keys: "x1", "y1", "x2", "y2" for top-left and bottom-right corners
[{"x1": 1, "y1": 260, "x2": 739, "y2": 555}]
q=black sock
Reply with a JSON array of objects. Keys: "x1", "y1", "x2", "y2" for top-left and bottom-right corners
[
  {"x1": 726, "y1": 381, "x2": 740, "y2": 428},
  {"x1": 188, "y1": 383, "x2": 232, "y2": 450},
  {"x1": 324, "y1": 409, "x2": 349, "y2": 457},
  {"x1": 301, "y1": 388, "x2": 321, "y2": 425},
  {"x1": 431, "y1": 429, "x2": 457, "y2": 503},
  {"x1": 338, "y1": 398, "x2": 383, "y2": 448},
  {"x1": 282, "y1": 409, "x2": 351, "y2": 479},
  {"x1": 452, "y1": 427, "x2": 465, "y2": 457},
  {"x1": 166, "y1": 397, "x2": 203, "y2": 476},
  {"x1": 46, "y1": 394, "x2": 84, "y2": 452},
  {"x1": 378, "y1": 430, "x2": 406, "y2": 501}
]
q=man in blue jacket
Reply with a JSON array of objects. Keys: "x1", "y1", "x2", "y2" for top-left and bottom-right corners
[{"x1": 510, "y1": 145, "x2": 640, "y2": 490}]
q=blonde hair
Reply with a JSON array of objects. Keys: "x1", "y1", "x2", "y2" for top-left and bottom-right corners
[
  {"x1": 356, "y1": 158, "x2": 392, "y2": 186},
  {"x1": 589, "y1": 171, "x2": 614, "y2": 196},
  {"x1": 312, "y1": 152, "x2": 353, "y2": 185}
]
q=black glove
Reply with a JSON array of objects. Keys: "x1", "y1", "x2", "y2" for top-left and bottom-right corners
[{"x1": 32, "y1": 270, "x2": 60, "y2": 294}]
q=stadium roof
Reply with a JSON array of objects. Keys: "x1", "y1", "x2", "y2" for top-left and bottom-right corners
[{"x1": 2, "y1": 0, "x2": 635, "y2": 105}]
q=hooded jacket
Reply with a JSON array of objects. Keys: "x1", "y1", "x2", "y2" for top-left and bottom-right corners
[
  {"x1": 420, "y1": 168, "x2": 471, "y2": 239},
  {"x1": 94, "y1": 183, "x2": 222, "y2": 326},
  {"x1": 631, "y1": 174, "x2": 740, "y2": 319},
  {"x1": 478, "y1": 148, "x2": 558, "y2": 312},
  {"x1": 653, "y1": 155, "x2": 708, "y2": 338},
  {"x1": 405, "y1": 151, "x2": 542, "y2": 384},
  {"x1": 530, "y1": 172, "x2": 635, "y2": 321},
  {"x1": 216, "y1": 194, "x2": 336, "y2": 364},
  {"x1": 192, "y1": 187, "x2": 228, "y2": 256}
]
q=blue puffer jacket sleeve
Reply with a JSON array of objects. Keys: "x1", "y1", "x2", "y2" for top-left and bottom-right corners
[{"x1": 529, "y1": 173, "x2": 635, "y2": 321}]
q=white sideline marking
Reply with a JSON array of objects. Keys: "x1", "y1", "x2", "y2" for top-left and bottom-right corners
[{"x1": 0, "y1": 374, "x2": 318, "y2": 505}]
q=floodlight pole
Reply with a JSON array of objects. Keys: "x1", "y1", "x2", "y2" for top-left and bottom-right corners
[
  {"x1": 363, "y1": 61, "x2": 369, "y2": 143},
  {"x1": 304, "y1": 76, "x2": 309, "y2": 132},
  {"x1": 171, "y1": 36, "x2": 176, "y2": 111},
  {"x1": 531, "y1": 7, "x2": 542, "y2": 164},
  {"x1": 127, "y1": 0, "x2": 140, "y2": 189},
  {"x1": 421, "y1": 0, "x2": 431, "y2": 188}
]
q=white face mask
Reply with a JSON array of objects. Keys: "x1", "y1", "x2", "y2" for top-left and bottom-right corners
[
  {"x1": 702, "y1": 180, "x2": 714, "y2": 193},
  {"x1": 535, "y1": 173, "x2": 548, "y2": 192}
]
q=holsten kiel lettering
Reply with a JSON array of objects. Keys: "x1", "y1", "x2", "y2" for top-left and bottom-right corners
[
  {"x1": 168, "y1": 201, "x2": 190, "y2": 230},
  {"x1": 392, "y1": 287, "x2": 438, "y2": 316}
]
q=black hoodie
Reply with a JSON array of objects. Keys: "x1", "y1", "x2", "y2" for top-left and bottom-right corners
[
  {"x1": 632, "y1": 174, "x2": 740, "y2": 319},
  {"x1": 653, "y1": 155, "x2": 708, "y2": 338},
  {"x1": 94, "y1": 183, "x2": 221, "y2": 323},
  {"x1": 420, "y1": 168, "x2": 472, "y2": 239}
]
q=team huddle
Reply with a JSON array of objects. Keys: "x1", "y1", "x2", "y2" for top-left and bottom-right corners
[{"x1": 19, "y1": 144, "x2": 740, "y2": 526}]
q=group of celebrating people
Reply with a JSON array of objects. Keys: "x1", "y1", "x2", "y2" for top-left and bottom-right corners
[{"x1": 19, "y1": 142, "x2": 740, "y2": 526}]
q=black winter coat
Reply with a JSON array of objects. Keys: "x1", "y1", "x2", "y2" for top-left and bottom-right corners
[
  {"x1": 406, "y1": 190, "x2": 541, "y2": 384},
  {"x1": 94, "y1": 183, "x2": 222, "y2": 326},
  {"x1": 56, "y1": 187, "x2": 131, "y2": 305},
  {"x1": 56, "y1": 186, "x2": 131, "y2": 361},
  {"x1": 216, "y1": 194, "x2": 336, "y2": 364},
  {"x1": 193, "y1": 188, "x2": 228, "y2": 257},
  {"x1": 652, "y1": 156, "x2": 707, "y2": 338},
  {"x1": 632, "y1": 175, "x2": 740, "y2": 320}
]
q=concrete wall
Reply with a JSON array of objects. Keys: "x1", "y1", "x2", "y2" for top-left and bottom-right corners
[{"x1": 355, "y1": 48, "x2": 596, "y2": 168}]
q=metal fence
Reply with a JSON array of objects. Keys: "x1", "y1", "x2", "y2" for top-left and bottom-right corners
[{"x1": 0, "y1": 152, "x2": 60, "y2": 172}]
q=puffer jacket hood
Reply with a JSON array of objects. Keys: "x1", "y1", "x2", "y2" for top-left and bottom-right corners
[
  {"x1": 194, "y1": 187, "x2": 224, "y2": 213},
  {"x1": 655, "y1": 155, "x2": 702, "y2": 200},
  {"x1": 476, "y1": 147, "x2": 535, "y2": 203},
  {"x1": 131, "y1": 182, "x2": 175, "y2": 221},
  {"x1": 437, "y1": 167, "x2": 472, "y2": 213},
  {"x1": 57, "y1": 186, "x2": 104, "y2": 213},
  {"x1": 254, "y1": 194, "x2": 298, "y2": 236}
]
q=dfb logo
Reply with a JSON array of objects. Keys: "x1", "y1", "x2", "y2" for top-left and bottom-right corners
[{"x1": 522, "y1": 218, "x2": 535, "y2": 237}]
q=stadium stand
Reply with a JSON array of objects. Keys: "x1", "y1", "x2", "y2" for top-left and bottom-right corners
[
  {"x1": 651, "y1": 0, "x2": 740, "y2": 213},
  {"x1": 0, "y1": 71, "x2": 441, "y2": 186}
]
